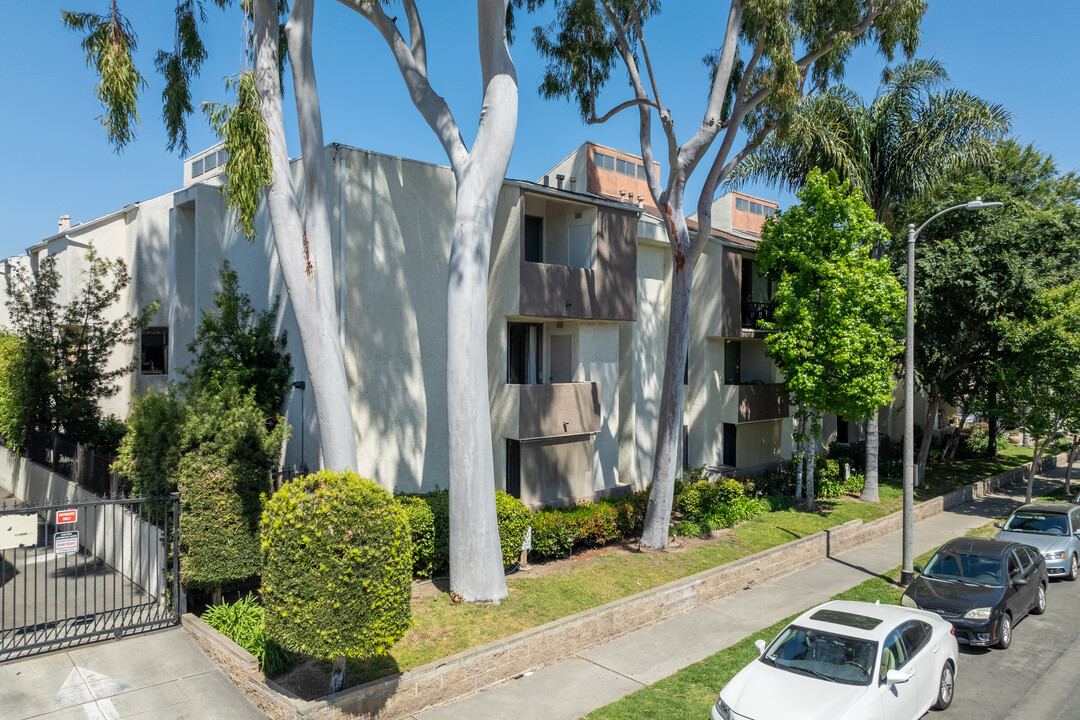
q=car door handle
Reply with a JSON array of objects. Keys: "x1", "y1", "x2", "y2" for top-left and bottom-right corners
[{"x1": 933, "y1": 646, "x2": 940, "y2": 654}]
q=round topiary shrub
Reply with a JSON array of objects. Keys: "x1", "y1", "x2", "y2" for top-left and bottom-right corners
[
  {"x1": 494, "y1": 491, "x2": 530, "y2": 566},
  {"x1": 261, "y1": 470, "x2": 412, "y2": 691}
]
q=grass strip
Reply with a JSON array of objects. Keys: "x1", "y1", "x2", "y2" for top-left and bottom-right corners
[{"x1": 583, "y1": 522, "x2": 1006, "y2": 720}]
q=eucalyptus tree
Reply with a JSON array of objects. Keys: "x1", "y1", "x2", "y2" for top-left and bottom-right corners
[
  {"x1": 63, "y1": 0, "x2": 358, "y2": 474},
  {"x1": 758, "y1": 169, "x2": 904, "y2": 510},
  {"x1": 530, "y1": 0, "x2": 926, "y2": 547},
  {"x1": 346, "y1": 0, "x2": 519, "y2": 603},
  {"x1": 64, "y1": 0, "x2": 520, "y2": 601},
  {"x1": 732, "y1": 58, "x2": 1010, "y2": 500}
]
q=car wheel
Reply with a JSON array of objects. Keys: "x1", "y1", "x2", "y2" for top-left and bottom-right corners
[
  {"x1": 933, "y1": 661, "x2": 955, "y2": 711},
  {"x1": 1068, "y1": 555, "x2": 1078, "y2": 582},
  {"x1": 1032, "y1": 583, "x2": 1047, "y2": 615},
  {"x1": 997, "y1": 612, "x2": 1012, "y2": 649}
]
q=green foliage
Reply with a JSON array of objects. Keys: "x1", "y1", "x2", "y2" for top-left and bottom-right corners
[
  {"x1": 759, "y1": 169, "x2": 905, "y2": 425},
  {"x1": 528, "y1": 491, "x2": 649, "y2": 560},
  {"x1": 201, "y1": 594, "x2": 296, "y2": 676},
  {"x1": 178, "y1": 386, "x2": 286, "y2": 590},
  {"x1": 154, "y1": 1, "x2": 210, "y2": 155},
  {"x1": 398, "y1": 496, "x2": 436, "y2": 579},
  {"x1": 203, "y1": 71, "x2": 274, "y2": 239},
  {"x1": 113, "y1": 389, "x2": 186, "y2": 497},
  {"x1": 62, "y1": 7, "x2": 147, "y2": 151},
  {"x1": 401, "y1": 489, "x2": 530, "y2": 574},
  {"x1": 671, "y1": 521, "x2": 703, "y2": 538},
  {"x1": 814, "y1": 459, "x2": 862, "y2": 498},
  {"x1": 86, "y1": 414, "x2": 127, "y2": 456},
  {"x1": 261, "y1": 470, "x2": 413, "y2": 663},
  {"x1": 960, "y1": 425, "x2": 1008, "y2": 457},
  {"x1": 674, "y1": 475, "x2": 771, "y2": 529},
  {"x1": 184, "y1": 261, "x2": 292, "y2": 417},
  {"x1": 0, "y1": 332, "x2": 30, "y2": 452},
  {"x1": 5, "y1": 248, "x2": 156, "y2": 443}
]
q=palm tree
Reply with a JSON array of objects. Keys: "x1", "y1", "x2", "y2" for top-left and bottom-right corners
[{"x1": 733, "y1": 59, "x2": 1010, "y2": 501}]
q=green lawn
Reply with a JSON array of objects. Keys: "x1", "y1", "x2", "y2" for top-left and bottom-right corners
[
  {"x1": 915, "y1": 444, "x2": 1034, "y2": 501},
  {"x1": 344, "y1": 451, "x2": 1033, "y2": 684}
]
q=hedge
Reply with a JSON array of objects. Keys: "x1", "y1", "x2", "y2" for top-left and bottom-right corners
[
  {"x1": 398, "y1": 489, "x2": 530, "y2": 576},
  {"x1": 261, "y1": 471, "x2": 413, "y2": 663}
]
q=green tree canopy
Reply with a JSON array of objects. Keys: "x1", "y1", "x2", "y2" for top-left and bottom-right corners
[
  {"x1": 184, "y1": 260, "x2": 292, "y2": 418},
  {"x1": 0, "y1": 332, "x2": 30, "y2": 452},
  {"x1": 759, "y1": 169, "x2": 905, "y2": 507}
]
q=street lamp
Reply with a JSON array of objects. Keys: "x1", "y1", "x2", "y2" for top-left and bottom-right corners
[{"x1": 901, "y1": 197, "x2": 1002, "y2": 586}]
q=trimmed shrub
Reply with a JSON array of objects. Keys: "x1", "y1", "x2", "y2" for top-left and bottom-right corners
[
  {"x1": 398, "y1": 496, "x2": 435, "y2": 578},
  {"x1": 675, "y1": 475, "x2": 771, "y2": 529},
  {"x1": 113, "y1": 388, "x2": 186, "y2": 497},
  {"x1": 201, "y1": 594, "x2": 295, "y2": 676},
  {"x1": 400, "y1": 489, "x2": 530, "y2": 574},
  {"x1": 178, "y1": 386, "x2": 286, "y2": 592},
  {"x1": 0, "y1": 332, "x2": 30, "y2": 452},
  {"x1": 261, "y1": 471, "x2": 412, "y2": 664},
  {"x1": 529, "y1": 509, "x2": 579, "y2": 559},
  {"x1": 815, "y1": 458, "x2": 846, "y2": 499},
  {"x1": 671, "y1": 521, "x2": 703, "y2": 538}
]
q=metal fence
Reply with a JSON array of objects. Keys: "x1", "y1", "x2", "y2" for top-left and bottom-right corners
[
  {"x1": 0, "y1": 495, "x2": 180, "y2": 661},
  {"x1": 27, "y1": 431, "x2": 121, "y2": 497}
]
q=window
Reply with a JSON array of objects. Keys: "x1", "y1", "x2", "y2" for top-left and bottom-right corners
[
  {"x1": 749, "y1": 201, "x2": 763, "y2": 215},
  {"x1": 507, "y1": 323, "x2": 542, "y2": 384},
  {"x1": 594, "y1": 151, "x2": 614, "y2": 171},
  {"x1": 735, "y1": 197, "x2": 749, "y2": 212},
  {"x1": 524, "y1": 215, "x2": 543, "y2": 263},
  {"x1": 637, "y1": 164, "x2": 646, "y2": 179},
  {"x1": 1007, "y1": 550, "x2": 1022, "y2": 578},
  {"x1": 616, "y1": 158, "x2": 636, "y2": 177},
  {"x1": 191, "y1": 158, "x2": 204, "y2": 177},
  {"x1": 724, "y1": 341, "x2": 741, "y2": 385},
  {"x1": 141, "y1": 327, "x2": 168, "y2": 375},
  {"x1": 763, "y1": 206, "x2": 775, "y2": 218},
  {"x1": 900, "y1": 621, "x2": 932, "y2": 657}
]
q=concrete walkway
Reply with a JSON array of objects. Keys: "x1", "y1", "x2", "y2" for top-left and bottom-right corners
[
  {"x1": 0, "y1": 627, "x2": 265, "y2": 720},
  {"x1": 413, "y1": 465, "x2": 1068, "y2": 720}
]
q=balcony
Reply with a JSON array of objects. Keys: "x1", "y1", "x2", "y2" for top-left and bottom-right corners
[
  {"x1": 741, "y1": 301, "x2": 775, "y2": 331},
  {"x1": 516, "y1": 382, "x2": 601, "y2": 439},
  {"x1": 738, "y1": 383, "x2": 789, "y2": 423}
]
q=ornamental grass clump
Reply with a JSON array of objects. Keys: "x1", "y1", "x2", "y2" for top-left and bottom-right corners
[
  {"x1": 201, "y1": 594, "x2": 295, "y2": 676},
  {"x1": 261, "y1": 470, "x2": 412, "y2": 694}
]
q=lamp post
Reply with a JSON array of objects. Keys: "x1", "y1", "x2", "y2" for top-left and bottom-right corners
[
  {"x1": 292, "y1": 380, "x2": 306, "y2": 472},
  {"x1": 901, "y1": 197, "x2": 1002, "y2": 587}
]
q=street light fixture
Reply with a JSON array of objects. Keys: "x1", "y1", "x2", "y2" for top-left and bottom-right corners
[{"x1": 901, "y1": 197, "x2": 1003, "y2": 587}]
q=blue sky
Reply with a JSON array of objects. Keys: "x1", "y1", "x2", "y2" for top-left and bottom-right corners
[{"x1": 2, "y1": 2, "x2": 1077, "y2": 261}]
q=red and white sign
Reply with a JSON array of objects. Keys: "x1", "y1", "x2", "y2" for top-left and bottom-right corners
[
  {"x1": 55, "y1": 509, "x2": 78, "y2": 525},
  {"x1": 54, "y1": 531, "x2": 79, "y2": 555}
]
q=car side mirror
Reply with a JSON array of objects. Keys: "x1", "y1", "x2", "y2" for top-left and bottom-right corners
[
  {"x1": 754, "y1": 639, "x2": 767, "y2": 656},
  {"x1": 914, "y1": 564, "x2": 923, "y2": 574},
  {"x1": 1013, "y1": 576, "x2": 1028, "y2": 587},
  {"x1": 994, "y1": 522, "x2": 1004, "y2": 529},
  {"x1": 885, "y1": 669, "x2": 912, "y2": 686}
]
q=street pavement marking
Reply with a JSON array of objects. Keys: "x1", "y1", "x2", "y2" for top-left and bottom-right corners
[{"x1": 55, "y1": 667, "x2": 128, "y2": 720}]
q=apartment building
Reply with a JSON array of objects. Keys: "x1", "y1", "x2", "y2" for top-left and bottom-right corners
[{"x1": 2, "y1": 140, "x2": 843, "y2": 507}]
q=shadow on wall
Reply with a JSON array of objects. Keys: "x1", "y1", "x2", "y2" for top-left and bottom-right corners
[{"x1": 341, "y1": 152, "x2": 457, "y2": 495}]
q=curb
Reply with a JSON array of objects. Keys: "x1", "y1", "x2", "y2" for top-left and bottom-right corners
[{"x1": 188, "y1": 452, "x2": 1064, "y2": 720}]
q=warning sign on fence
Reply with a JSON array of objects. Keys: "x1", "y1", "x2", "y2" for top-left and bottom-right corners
[
  {"x1": 55, "y1": 509, "x2": 77, "y2": 524},
  {"x1": 54, "y1": 531, "x2": 79, "y2": 555}
]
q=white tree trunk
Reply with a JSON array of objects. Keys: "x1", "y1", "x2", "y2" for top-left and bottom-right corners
[
  {"x1": 1026, "y1": 437, "x2": 1045, "y2": 504},
  {"x1": 806, "y1": 425, "x2": 818, "y2": 511},
  {"x1": 254, "y1": 0, "x2": 356, "y2": 472},
  {"x1": 639, "y1": 260, "x2": 693, "y2": 549}
]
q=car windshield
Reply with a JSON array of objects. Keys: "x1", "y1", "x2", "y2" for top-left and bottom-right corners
[
  {"x1": 1004, "y1": 512, "x2": 1069, "y2": 536},
  {"x1": 762, "y1": 625, "x2": 877, "y2": 686},
  {"x1": 922, "y1": 550, "x2": 1004, "y2": 587}
]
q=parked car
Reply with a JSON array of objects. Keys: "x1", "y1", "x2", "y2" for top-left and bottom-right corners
[
  {"x1": 901, "y1": 537, "x2": 1048, "y2": 649},
  {"x1": 994, "y1": 503, "x2": 1080, "y2": 580},
  {"x1": 711, "y1": 600, "x2": 958, "y2": 720}
]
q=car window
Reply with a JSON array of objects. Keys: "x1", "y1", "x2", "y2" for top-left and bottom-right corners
[
  {"x1": 1005, "y1": 512, "x2": 1069, "y2": 535},
  {"x1": 1021, "y1": 546, "x2": 1040, "y2": 567},
  {"x1": 879, "y1": 628, "x2": 909, "y2": 681},
  {"x1": 1008, "y1": 550, "x2": 1023, "y2": 578},
  {"x1": 763, "y1": 625, "x2": 876, "y2": 685},
  {"x1": 924, "y1": 550, "x2": 1004, "y2": 586},
  {"x1": 900, "y1": 621, "x2": 931, "y2": 658}
]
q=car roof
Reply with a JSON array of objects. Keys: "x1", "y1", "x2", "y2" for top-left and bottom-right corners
[
  {"x1": 939, "y1": 536, "x2": 1015, "y2": 556},
  {"x1": 1012, "y1": 503, "x2": 1075, "y2": 516},
  {"x1": 793, "y1": 600, "x2": 936, "y2": 641}
]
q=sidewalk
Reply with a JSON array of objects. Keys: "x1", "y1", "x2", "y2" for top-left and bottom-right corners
[
  {"x1": 412, "y1": 466, "x2": 1068, "y2": 720},
  {"x1": 0, "y1": 627, "x2": 265, "y2": 720}
]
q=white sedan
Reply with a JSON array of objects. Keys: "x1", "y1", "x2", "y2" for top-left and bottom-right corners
[{"x1": 712, "y1": 600, "x2": 959, "y2": 720}]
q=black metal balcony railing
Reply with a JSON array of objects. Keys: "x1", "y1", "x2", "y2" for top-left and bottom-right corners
[{"x1": 741, "y1": 301, "x2": 775, "y2": 330}]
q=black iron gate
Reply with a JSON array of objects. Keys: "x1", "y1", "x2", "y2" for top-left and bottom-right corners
[{"x1": 0, "y1": 495, "x2": 180, "y2": 661}]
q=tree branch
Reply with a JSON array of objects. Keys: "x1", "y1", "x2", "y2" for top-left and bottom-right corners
[
  {"x1": 632, "y1": 4, "x2": 664, "y2": 118},
  {"x1": 588, "y1": 97, "x2": 659, "y2": 125},
  {"x1": 735, "y1": 36, "x2": 764, "y2": 108},
  {"x1": 401, "y1": 0, "x2": 427, "y2": 79},
  {"x1": 795, "y1": 0, "x2": 893, "y2": 70},
  {"x1": 338, "y1": 0, "x2": 467, "y2": 168}
]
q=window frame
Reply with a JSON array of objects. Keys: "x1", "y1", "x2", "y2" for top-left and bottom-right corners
[{"x1": 140, "y1": 326, "x2": 169, "y2": 375}]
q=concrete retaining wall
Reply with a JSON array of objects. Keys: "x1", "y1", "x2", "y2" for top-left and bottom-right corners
[
  {"x1": 189, "y1": 452, "x2": 1062, "y2": 720},
  {"x1": 0, "y1": 445, "x2": 166, "y2": 600}
]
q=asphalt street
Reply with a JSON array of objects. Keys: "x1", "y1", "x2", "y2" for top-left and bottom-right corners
[{"x1": 946, "y1": 571, "x2": 1080, "y2": 720}]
